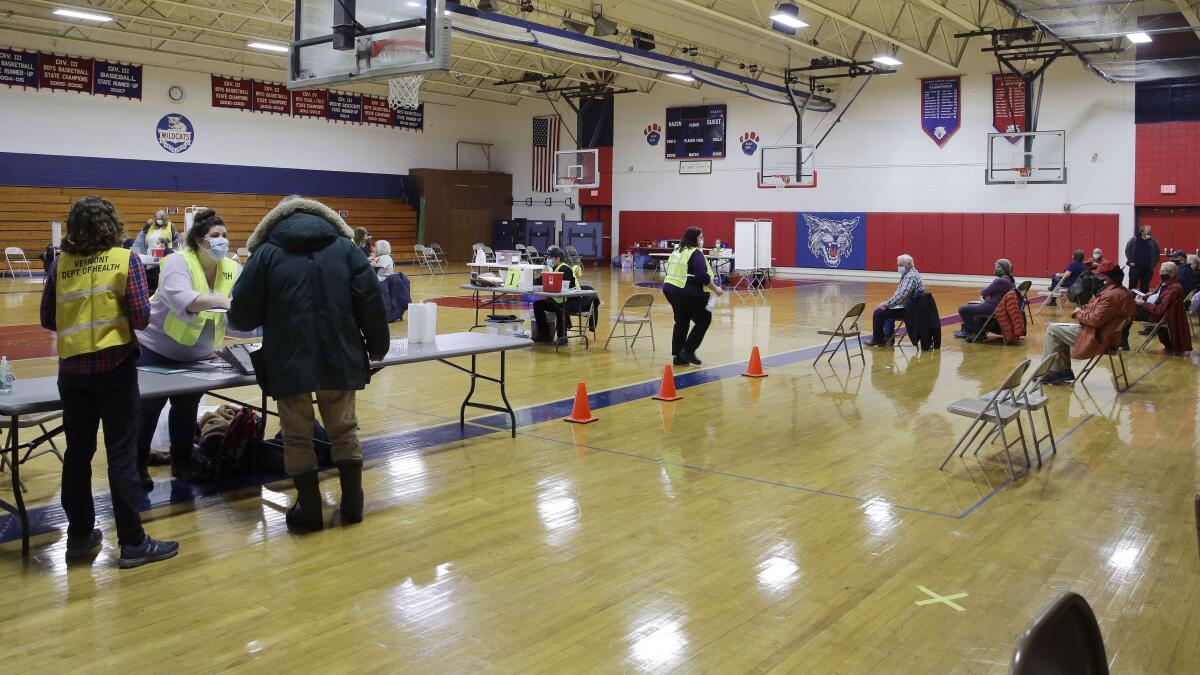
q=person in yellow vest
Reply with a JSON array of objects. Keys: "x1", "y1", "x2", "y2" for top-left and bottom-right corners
[
  {"x1": 135, "y1": 208, "x2": 245, "y2": 485},
  {"x1": 532, "y1": 246, "x2": 579, "y2": 347},
  {"x1": 663, "y1": 227, "x2": 724, "y2": 366},
  {"x1": 132, "y1": 209, "x2": 181, "y2": 255},
  {"x1": 39, "y1": 195, "x2": 179, "y2": 568}
]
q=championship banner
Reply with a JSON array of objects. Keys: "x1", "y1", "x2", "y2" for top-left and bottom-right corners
[
  {"x1": 0, "y1": 48, "x2": 39, "y2": 89},
  {"x1": 39, "y1": 54, "x2": 93, "y2": 93},
  {"x1": 211, "y1": 75, "x2": 253, "y2": 110},
  {"x1": 361, "y1": 96, "x2": 393, "y2": 126},
  {"x1": 992, "y1": 74, "x2": 1027, "y2": 141},
  {"x1": 920, "y1": 76, "x2": 960, "y2": 147},
  {"x1": 293, "y1": 89, "x2": 328, "y2": 118},
  {"x1": 252, "y1": 81, "x2": 291, "y2": 115},
  {"x1": 327, "y1": 92, "x2": 362, "y2": 123},
  {"x1": 795, "y1": 212, "x2": 867, "y2": 270},
  {"x1": 393, "y1": 103, "x2": 424, "y2": 131},
  {"x1": 93, "y1": 61, "x2": 142, "y2": 99}
]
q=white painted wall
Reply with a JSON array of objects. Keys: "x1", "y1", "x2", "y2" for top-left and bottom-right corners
[{"x1": 613, "y1": 47, "x2": 1137, "y2": 256}]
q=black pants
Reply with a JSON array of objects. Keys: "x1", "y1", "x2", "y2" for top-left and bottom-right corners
[
  {"x1": 136, "y1": 347, "x2": 203, "y2": 471},
  {"x1": 58, "y1": 357, "x2": 146, "y2": 546},
  {"x1": 871, "y1": 307, "x2": 906, "y2": 344},
  {"x1": 533, "y1": 298, "x2": 567, "y2": 341},
  {"x1": 664, "y1": 289, "x2": 711, "y2": 355},
  {"x1": 958, "y1": 303, "x2": 995, "y2": 335},
  {"x1": 1129, "y1": 265, "x2": 1152, "y2": 293}
]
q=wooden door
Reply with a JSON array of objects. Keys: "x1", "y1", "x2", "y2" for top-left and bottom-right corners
[{"x1": 448, "y1": 208, "x2": 492, "y2": 261}]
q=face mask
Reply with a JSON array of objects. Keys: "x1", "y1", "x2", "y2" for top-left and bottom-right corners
[
  {"x1": 897, "y1": 265, "x2": 906, "y2": 274},
  {"x1": 995, "y1": 268, "x2": 1004, "y2": 276},
  {"x1": 206, "y1": 236, "x2": 229, "y2": 261},
  {"x1": 155, "y1": 219, "x2": 163, "y2": 226},
  {"x1": 1093, "y1": 253, "x2": 1101, "y2": 260},
  {"x1": 1142, "y1": 232, "x2": 1151, "y2": 239}
]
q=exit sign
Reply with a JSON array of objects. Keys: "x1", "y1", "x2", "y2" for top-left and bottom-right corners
[{"x1": 1161, "y1": 184, "x2": 1177, "y2": 195}]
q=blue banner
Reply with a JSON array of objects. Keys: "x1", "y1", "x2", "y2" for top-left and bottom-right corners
[
  {"x1": 795, "y1": 212, "x2": 867, "y2": 270},
  {"x1": 920, "y1": 76, "x2": 960, "y2": 147},
  {"x1": 327, "y1": 93, "x2": 362, "y2": 123},
  {"x1": 93, "y1": 61, "x2": 142, "y2": 99},
  {"x1": 0, "y1": 48, "x2": 39, "y2": 88}
]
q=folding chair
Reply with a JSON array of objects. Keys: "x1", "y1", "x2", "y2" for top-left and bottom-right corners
[
  {"x1": 1035, "y1": 280, "x2": 1069, "y2": 317},
  {"x1": 603, "y1": 292, "x2": 655, "y2": 352},
  {"x1": 1011, "y1": 592, "x2": 1109, "y2": 675},
  {"x1": 422, "y1": 244, "x2": 445, "y2": 274},
  {"x1": 1075, "y1": 318, "x2": 1131, "y2": 392},
  {"x1": 1, "y1": 412, "x2": 65, "y2": 493},
  {"x1": 939, "y1": 359, "x2": 1032, "y2": 477},
  {"x1": 482, "y1": 245, "x2": 496, "y2": 263},
  {"x1": 1017, "y1": 279, "x2": 1035, "y2": 326},
  {"x1": 524, "y1": 245, "x2": 543, "y2": 265},
  {"x1": 430, "y1": 242, "x2": 448, "y2": 264},
  {"x1": 1134, "y1": 290, "x2": 1193, "y2": 353},
  {"x1": 5, "y1": 247, "x2": 33, "y2": 279},
  {"x1": 515, "y1": 243, "x2": 527, "y2": 262},
  {"x1": 970, "y1": 304, "x2": 1001, "y2": 342},
  {"x1": 815, "y1": 302, "x2": 866, "y2": 367},
  {"x1": 980, "y1": 357, "x2": 1057, "y2": 467},
  {"x1": 413, "y1": 245, "x2": 435, "y2": 274}
]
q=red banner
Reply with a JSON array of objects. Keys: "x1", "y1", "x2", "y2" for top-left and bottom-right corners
[
  {"x1": 39, "y1": 54, "x2": 93, "y2": 93},
  {"x1": 992, "y1": 74, "x2": 1027, "y2": 136},
  {"x1": 211, "y1": 75, "x2": 253, "y2": 110},
  {"x1": 252, "y1": 81, "x2": 291, "y2": 115},
  {"x1": 293, "y1": 89, "x2": 328, "y2": 118},
  {"x1": 361, "y1": 96, "x2": 393, "y2": 126}
]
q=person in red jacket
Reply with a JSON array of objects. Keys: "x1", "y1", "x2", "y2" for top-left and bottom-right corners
[{"x1": 1128, "y1": 261, "x2": 1192, "y2": 354}]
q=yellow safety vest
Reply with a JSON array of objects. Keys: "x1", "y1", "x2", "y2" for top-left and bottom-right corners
[
  {"x1": 55, "y1": 247, "x2": 131, "y2": 359},
  {"x1": 663, "y1": 247, "x2": 714, "y2": 292},
  {"x1": 550, "y1": 261, "x2": 575, "y2": 304},
  {"x1": 158, "y1": 250, "x2": 238, "y2": 346},
  {"x1": 144, "y1": 222, "x2": 175, "y2": 248}
]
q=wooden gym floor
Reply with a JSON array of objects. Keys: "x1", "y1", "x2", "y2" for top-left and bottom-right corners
[{"x1": 1, "y1": 264, "x2": 1197, "y2": 672}]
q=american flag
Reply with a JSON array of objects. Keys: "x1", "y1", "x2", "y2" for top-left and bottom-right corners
[{"x1": 532, "y1": 115, "x2": 560, "y2": 192}]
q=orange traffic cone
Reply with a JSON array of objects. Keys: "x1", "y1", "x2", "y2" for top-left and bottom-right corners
[
  {"x1": 652, "y1": 365, "x2": 683, "y2": 401},
  {"x1": 742, "y1": 346, "x2": 768, "y2": 378},
  {"x1": 564, "y1": 382, "x2": 598, "y2": 424}
]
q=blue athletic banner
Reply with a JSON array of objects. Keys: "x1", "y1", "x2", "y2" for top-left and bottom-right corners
[
  {"x1": 920, "y1": 76, "x2": 960, "y2": 147},
  {"x1": 327, "y1": 93, "x2": 362, "y2": 123},
  {"x1": 0, "y1": 48, "x2": 38, "y2": 89},
  {"x1": 93, "y1": 61, "x2": 142, "y2": 100},
  {"x1": 795, "y1": 212, "x2": 866, "y2": 270}
]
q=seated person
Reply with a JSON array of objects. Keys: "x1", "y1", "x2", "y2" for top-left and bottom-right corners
[
  {"x1": 532, "y1": 247, "x2": 578, "y2": 346},
  {"x1": 1046, "y1": 250, "x2": 1086, "y2": 306},
  {"x1": 1128, "y1": 261, "x2": 1192, "y2": 354},
  {"x1": 132, "y1": 210, "x2": 180, "y2": 255},
  {"x1": 868, "y1": 254, "x2": 923, "y2": 346},
  {"x1": 1086, "y1": 248, "x2": 1107, "y2": 270},
  {"x1": 1188, "y1": 255, "x2": 1200, "y2": 317},
  {"x1": 369, "y1": 240, "x2": 394, "y2": 279},
  {"x1": 954, "y1": 259, "x2": 1015, "y2": 338},
  {"x1": 1039, "y1": 262, "x2": 1135, "y2": 384},
  {"x1": 1170, "y1": 250, "x2": 1197, "y2": 295}
]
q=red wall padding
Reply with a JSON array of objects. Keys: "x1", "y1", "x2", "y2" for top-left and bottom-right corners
[
  {"x1": 620, "y1": 210, "x2": 1119, "y2": 276},
  {"x1": 1136, "y1": 122, "x2": 1200, "y2": 206}
]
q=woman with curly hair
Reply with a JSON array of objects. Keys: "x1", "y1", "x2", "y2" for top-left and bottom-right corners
[{"x1": 40, "y1": 195, "x2": 179, "y2": 569}]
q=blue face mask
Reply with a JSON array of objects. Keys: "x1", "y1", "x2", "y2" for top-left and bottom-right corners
[{"x1": 206, "y1": 236, "x2": 229, "y2": 261}]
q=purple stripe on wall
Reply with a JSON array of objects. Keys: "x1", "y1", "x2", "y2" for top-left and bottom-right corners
[{"x1": 0, "y1": 151, "x2": 408, "y2": 199}]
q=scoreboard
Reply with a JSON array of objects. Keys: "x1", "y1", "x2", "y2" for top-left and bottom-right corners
[{"x1": 665, "y1": 104, "x2": 726, "y2": 160}]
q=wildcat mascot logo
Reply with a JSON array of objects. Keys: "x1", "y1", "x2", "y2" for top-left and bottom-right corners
[{"x1": 804, "y1": 214, "x2": 860, "y2": 268}]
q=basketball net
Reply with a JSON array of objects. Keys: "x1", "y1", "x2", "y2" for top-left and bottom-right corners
[
  {"x1": 773, "y1": 174, "x2": 792, "y2": 190},
  {"x1": 1015, "y1": 166, "x2": 1032, "y2": 186},
  {"x1": 388, "y1": 74, "x2": 423, "y2": 111}
]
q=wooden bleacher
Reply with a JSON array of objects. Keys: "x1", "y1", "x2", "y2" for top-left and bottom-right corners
[{"x1": 0, "y1": 186, "x2": 417, "y2": 271}]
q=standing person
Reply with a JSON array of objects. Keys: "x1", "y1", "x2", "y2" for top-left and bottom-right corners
[
  {"x1": 39, "y1": 196, "x2": 179, "y2": 567},
  {"x1": 352, "y1": 227, "x2": 372, "y2": 257},
  {"x1": 228, "y1": 196, "x2": 389, "y2": 532},
  {"x1": 135, "y1": 208, "x2": 245, "y2": 486},
  {"x1": 531, "y1": 246, "x2": 578, "y2": 347},
  {"x1": 1046, "y1": 250, "x2": 1087, "y2": 306},
  {"x1": 1124, "y1": 224, "x2": 1161, "y2": 293},
  {"x1": 662, "y1": 227, "x2": 724, "y2": 366},
  {"x1": 868, "y1": 254, "x2": 923, "y2": 346},
  {"x1": 954, "y1": 259, "x2": 1015, "y2": 339}
]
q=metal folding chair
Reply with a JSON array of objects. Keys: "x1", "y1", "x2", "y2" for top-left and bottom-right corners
[
  {"x1": 980, "y1": 357, "x2": 1057, "y2": 467},
  {"x1": 1075, "y1": 318, "x2": 1131, "y2": 392},
  {"x1": 816, "y1": 302, "x2": 866, "y2": 367},
  {"x1": 603, "y1": 292, "x2": 655, "y2": 352},
  {"x1": 413, "y1": 245, "x2": 435, "y2": 274},
  {"x1": 1035, "y1": 281, "x2": 1069, "y2": 317},
  {"x1": 524, "y1": 245, "x2": 543, "y2": 265},
  {"x1": 565, "y1": 245, "x2": 583, "y2": 267},
  {"x1": 971, "y1": 303, "x2": 1001, "y2": 342},
  {"x1": 1134, "y1": 290, "x2": 1192, "y2": 353},
  {"x1": 939, "y1": 359, "x2": 1032, "y2": 477},
  {"x1": 1017, "y1": 279, "x2": 1035, "y2": 326},
  {"x1": 1011, "y1": 592, "x2": 1109, "y2": 675},
  {"x1": 1, "y1": 412, "x2": 65, "y2": 493},
  {"x1": 430, "y1": 242, "x2": 448, "y2": 266},
  {"x1": 5, "y1": 247, "x2": 34, "y2": 278}
]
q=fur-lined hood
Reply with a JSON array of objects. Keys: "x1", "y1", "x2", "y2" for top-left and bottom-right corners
[{"x1": 246, "y1": 198, "x2": 354, "y2": 252}]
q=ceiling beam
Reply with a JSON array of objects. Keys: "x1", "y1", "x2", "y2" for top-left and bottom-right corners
[
  {"x1": 907, "y1": 0, "x2": 981, "y2": 32},
  {"x1": 1174, "y1": 0, "x2": 1200, "y2": 38},
  {"x1": 650, "y1": 0, "x2": 852, "y2": 63}
]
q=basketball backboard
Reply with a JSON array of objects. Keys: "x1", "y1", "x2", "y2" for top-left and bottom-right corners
[
  {"x1": 289, "y1": 0, "x2": 451, "y2": 90},
  {"x1": 554, "y1": 149, "x2": 600, "y2": 190},
  {"x1": 758, "y1": 145, "x2": 817, "y2": 189},
  {"x1": 986, "y1": 130, "x2": 1066, "y2": 184}
]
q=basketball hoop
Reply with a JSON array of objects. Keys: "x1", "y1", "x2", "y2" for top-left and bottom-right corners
[
  {"x1": 1015, "y1": 166, "x2": 1032, "y2": 186},
  {"x1": 388, "y1": 74, "x2": 423, "y2": 110}
]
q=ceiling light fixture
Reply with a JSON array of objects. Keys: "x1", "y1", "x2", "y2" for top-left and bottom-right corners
[
  {"x1": 53, "y1": 8, "x2": 113, "y2": 22},
  {"x1": 248, "y1": 42, "x2": 290, "y2": 53},
  {"x1": 1126, "y1": 32, "x2": 1152, "y2": 44},
  {"x1": 562, "y1": 13, "x2": 590, "y2": 35},
  {"x1": 770, "y1": 3, "x2": 807, "y2": 35},
  {"x1": 666, "y1": 73, "x2": 695, "y2": 82},
  {"x1": 476, "y1": 0, "x2": 501, "y2": 12},
  {"x1": 873, "y1": 55, "x2": 902, "y2": 66},
  {"x1": 592, "y1": 13, "x2": 619, "y2": 37}
]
